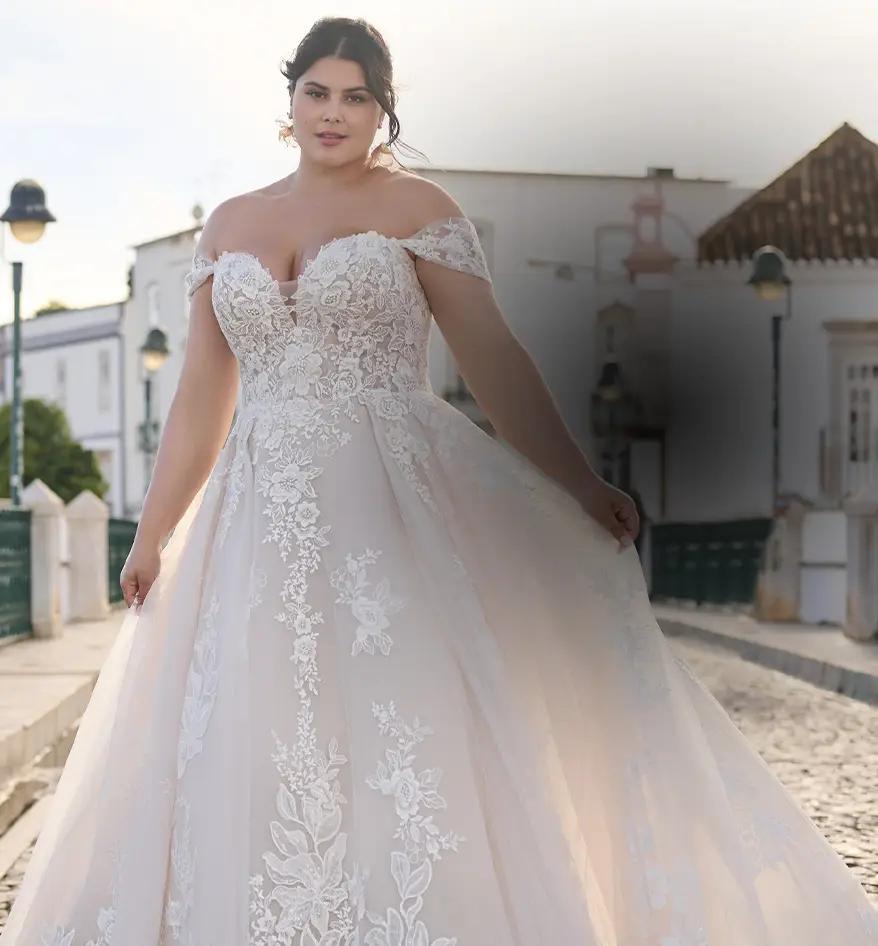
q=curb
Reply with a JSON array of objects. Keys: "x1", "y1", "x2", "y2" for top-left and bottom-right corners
[{"x1": 658, "y1": 616, "x2": 878, "y2": 707}]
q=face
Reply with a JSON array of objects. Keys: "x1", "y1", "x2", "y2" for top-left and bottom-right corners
[{"x1": 290, "y1": 56, "x2": 384, "y2": 163}]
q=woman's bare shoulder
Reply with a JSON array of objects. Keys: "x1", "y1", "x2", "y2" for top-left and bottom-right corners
[
  {"x1": 387, "y1": 172, "x2": 465, "y2": 228},
  {"x1": 194, "y1": 187, "x2": 277, "y2": 257}
]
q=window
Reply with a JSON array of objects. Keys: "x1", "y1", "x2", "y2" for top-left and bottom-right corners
[
  {"x1": 847, "y1": 385, "x2": 872, "y2": 463},
  {"x1": 98, "y1": 349, "x2": 111, "y2": 412},
  {"x1": 843, "y1": 360, "x2": 878, "y2": 493}
]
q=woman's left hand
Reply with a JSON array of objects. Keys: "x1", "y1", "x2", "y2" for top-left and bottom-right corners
[{"x1": 577, "y1": 477, "x2": 640, "y2": 551}]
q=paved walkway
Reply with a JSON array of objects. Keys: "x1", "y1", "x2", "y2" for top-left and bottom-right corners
[
  {"x1": 674, "y1": 635, "x2": 878, "y2": 907},
  {"x1": 0, "y1": 609, "x2": 127, "y2": 786}
]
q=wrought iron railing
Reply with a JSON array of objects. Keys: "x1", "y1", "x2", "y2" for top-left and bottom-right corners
[
  {"x1": 108, "y1": 518, "x2": 138, "y2": 604},
  {"x1": 0, "y1": 509, "x2": 31, "y2": 639},
  {"x1": 650, "y1": 518, "x2": 773, "y2": 605}
]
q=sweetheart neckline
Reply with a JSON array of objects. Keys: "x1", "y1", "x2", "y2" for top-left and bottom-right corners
[
  {"x1": 212, "y1": 214, "x2": 469, "y2": 298},
  {"x1": 215, "y1": 235, "x2": 411, "y2": 319},
  {"x1": 216, "y1": 230, "x2": 395, "y2": 307}
]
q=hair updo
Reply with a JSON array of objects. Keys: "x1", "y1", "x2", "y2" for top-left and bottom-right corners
[{"x1": 279, "y1": 17, "x2": 428, "y2": 170}]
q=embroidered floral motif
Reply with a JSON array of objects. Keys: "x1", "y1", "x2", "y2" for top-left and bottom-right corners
[
  {"x1": 248, "y1": 730, "x2": 358, "y2": 945},
  {"x1": 39, "y1": 851, "x2": 122, "y2": 946},
  {"x1": 329, "y1": 548, "x2": 407, "y2": 657},
  {"x1": 361, "y1": 702, "x2": 465, "y2": 946},
  {"x1": 177, "y1": 591, "x2": 220, "y2": 778},
  {"x1": 367, "y1": 701, "x2": 466, "y2": 862},
  {"x1": 164, "y1": 797, "x2": 195, "y2": 944},
  {"x1": 248, "y1": 703, "x2": 464, "y2": 946},
  {"x1": 248, "y1": 562, "x2": 269, "y2": 615}
]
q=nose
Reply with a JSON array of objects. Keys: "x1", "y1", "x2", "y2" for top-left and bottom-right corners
[{"x1": 322, "y1": 98, "x2": 343, "y2": 122}]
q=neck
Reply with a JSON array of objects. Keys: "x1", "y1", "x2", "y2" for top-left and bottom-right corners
[{"x1": 289, "y1": 152, "x2": 377, "y2": 193}]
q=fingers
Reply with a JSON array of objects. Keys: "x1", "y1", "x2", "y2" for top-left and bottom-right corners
[
  {"x1": 611, "y1": 503, "x2": 639, "y2": 550},
  {"x1": 120, "y1": 575, "x2": 135, "y2": 608},
  {"x1": 596, "y1": 510, "x2": 631, "y2": 548},
  {"x1": 120, "y1": 574, "x2": 149, "y2": 610}
]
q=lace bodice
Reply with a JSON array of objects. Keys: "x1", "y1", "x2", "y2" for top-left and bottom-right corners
[{"x1": 183, "y1": 216, "x2": 491, "y2": 412}]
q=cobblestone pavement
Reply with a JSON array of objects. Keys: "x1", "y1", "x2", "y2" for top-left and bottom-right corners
[
  {"x1": 672, "y1": 636, "x2": 878, "y2": 908},
  {"x1": 1, "y1": 635, "x2": 876, "y2": 930}
]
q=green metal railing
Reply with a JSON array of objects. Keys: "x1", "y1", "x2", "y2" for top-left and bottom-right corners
[
  {"x1": 650, "y1": 518, "x2": 773, "y2": 605},
  {"x1": 108, "y1": 518, "x2": 138, "y2": 604},
  {"x1": 0, "y1": 509, "x2": 31, "y2": 639}
]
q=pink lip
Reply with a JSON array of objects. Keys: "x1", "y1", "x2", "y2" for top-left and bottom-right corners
[{"x1": 317, "y1": 133, "x2": 345, "y2": 139}]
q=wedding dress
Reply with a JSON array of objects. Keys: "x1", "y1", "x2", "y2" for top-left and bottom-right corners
[{"x1": 2, "y1": 216, "x2": 876, "y2": 946}]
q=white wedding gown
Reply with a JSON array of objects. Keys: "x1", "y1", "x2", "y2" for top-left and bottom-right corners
[{"x1": 2, "y1": 216, "x2": 876, "y2": 946}]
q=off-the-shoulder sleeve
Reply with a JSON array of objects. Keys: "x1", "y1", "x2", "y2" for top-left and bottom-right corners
[
  {"x1": 399, "y1": 216, "x2": 492, "y2": 283},
  {"x1": 184, "y1": 253, "x2": 216, "y2": 299}
]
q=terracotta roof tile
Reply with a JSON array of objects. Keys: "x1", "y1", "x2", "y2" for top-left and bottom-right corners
[{"x1": 697, "y1": 122, "x2": 878, "y2": 264}]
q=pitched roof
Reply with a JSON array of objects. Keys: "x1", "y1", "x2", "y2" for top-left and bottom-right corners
[{"x1": 697, "y1": 122, "x2": 878, "y2": 264}]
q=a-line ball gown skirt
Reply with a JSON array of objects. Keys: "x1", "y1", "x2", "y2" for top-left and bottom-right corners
[{"x1": 2, "y1": 215, "x2": 876, "y2": 946}]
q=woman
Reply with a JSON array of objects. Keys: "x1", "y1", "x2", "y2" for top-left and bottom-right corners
[{"x1": 3, "y1": 16, "x2": 876, "y2": 946}]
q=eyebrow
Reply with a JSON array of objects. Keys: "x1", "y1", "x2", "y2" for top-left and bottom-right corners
[{"x1": 302, "y1": 80, "x2": 371, "y2": 94}]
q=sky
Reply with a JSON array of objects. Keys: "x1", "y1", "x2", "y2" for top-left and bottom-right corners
[{"x1": 1, "y1": 0, "x2": 877, "y2": 322}]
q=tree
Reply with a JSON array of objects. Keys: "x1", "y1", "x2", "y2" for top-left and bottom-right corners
[
  {"x1": 0, "y1": 398, "x2": 108, "y2": 502},
  {"x1": 33, "y1": 301, "x2": 69, "y2": 318}
]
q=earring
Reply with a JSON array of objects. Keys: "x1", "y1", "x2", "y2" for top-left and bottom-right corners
[{"x1": 276, "y1": 112, "x2": 298, "y2": 147}]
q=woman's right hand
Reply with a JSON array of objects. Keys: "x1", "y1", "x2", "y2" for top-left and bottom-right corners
[{"x1": 119, "y1": 539, "x2": 162, "y2": 610}]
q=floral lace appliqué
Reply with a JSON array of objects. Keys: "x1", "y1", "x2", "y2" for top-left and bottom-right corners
[{"x1": 329, "y1": 548, "x2": 407, "y2": 657}]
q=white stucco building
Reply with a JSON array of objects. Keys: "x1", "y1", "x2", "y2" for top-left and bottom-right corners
[{"x1": 0, "y1": 303, "x2": 126, "y2": 512}]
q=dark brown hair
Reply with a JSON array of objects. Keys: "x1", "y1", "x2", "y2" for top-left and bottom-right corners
[{"x1": 280, "y1": 17, "x2": 428, "y2": 170}]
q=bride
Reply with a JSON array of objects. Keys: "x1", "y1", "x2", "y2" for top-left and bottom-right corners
[{"x1": 3, "y1": 15, "x2": 876, "y2": 946}]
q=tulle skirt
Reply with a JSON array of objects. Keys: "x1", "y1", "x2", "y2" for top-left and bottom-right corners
[{"x1": 3, "y1": 390, "x2": 876, "y2": 946}]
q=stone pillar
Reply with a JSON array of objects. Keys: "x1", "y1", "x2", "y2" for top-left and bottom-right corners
[
  {"x1": 66, "y1": 490, "x2": 110, "y2": 622},
  {"x1": 843, "y1": 483, "x2": 878, "y2": 641},
  {"x1": 21, "y1": 478, "x2": 65, "y2": 638},
  {"x1": 755, "y1": 497, "x2": 808, "y2": 622}
]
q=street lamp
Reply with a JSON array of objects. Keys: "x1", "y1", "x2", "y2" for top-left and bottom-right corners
[
  {"x1": 0, "y1": 180, "x2": 57, "y2": 506},
  {"x1": 591, "y1": 360, "x2": 636, "y2": 485},
  {"x1": 138, "y1": 326, "x2": 170, "y2": 494},
  {"x1": 747, "y1": 245, "x2": 793, "y2": 512}
]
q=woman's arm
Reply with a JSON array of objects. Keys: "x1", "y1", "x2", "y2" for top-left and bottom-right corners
[
  {"x1": 132, "y1": 209, "x2": 239, "y2": 551},
  {"x1": 411, "y1": 193, "x2": 638, "y2": 547},
  {"x1": 420, "y1": 260, "x2": 598, "y2": 497}
]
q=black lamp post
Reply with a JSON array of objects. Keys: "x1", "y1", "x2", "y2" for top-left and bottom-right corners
[
  {"x1": 138, "y1": 326, "x2": 170, "y2": 495},
  {"x1": 0, "y1": 180, "x2": 57, "y2": 506},
  {"x1": 747, "y1": 245, "x2": 792, "y2": 512}
]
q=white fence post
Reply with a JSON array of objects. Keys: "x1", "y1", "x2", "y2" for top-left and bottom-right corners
[
  {"x1": 66, "y1": 490, "x2": 110, "y2": 622},
  {"x1": 843, "y1": 484, "x2": 878, "y2": 641},
  {"x1": 21, "y1": 478, "x2": 64, "y2": 638},
  {"x1": 755, "y1": 498, "x2": 807, "y2": 622}
]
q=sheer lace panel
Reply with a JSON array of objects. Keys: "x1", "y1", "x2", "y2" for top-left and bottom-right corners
[
  {"x1": 184, "y1": 253, "x2": 216, "y2": 299},
  {"x1": 400, "y1": 216, "x2": 492, "y2": 283}
]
